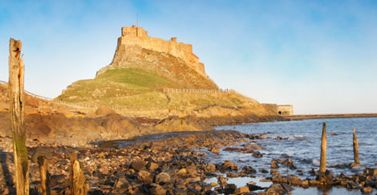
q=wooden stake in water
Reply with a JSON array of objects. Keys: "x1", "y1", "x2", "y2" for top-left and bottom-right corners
[
  {"x1": 70, "y1": 153, "x2": 87, "y2": 195},
  {"x1": 9, "y1": 38, "x2": 29, "y2": 195},
  {"x1": 319, "y1": 122, "x2": 327, "y2": 174},
  {"x1": 353, "y1": 128, "x2": 360, "y2": 165},
  {"x1": 37, "y1": 156, "x2": 50, "y2": 195}
]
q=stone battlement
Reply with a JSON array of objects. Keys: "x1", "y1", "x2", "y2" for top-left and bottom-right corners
[
  {"x1": 121, "y1": 26, "x2": 149, "y2": 37},
  {"x1": 111, "y1": 26, "x2": 206, "y2": 76}
]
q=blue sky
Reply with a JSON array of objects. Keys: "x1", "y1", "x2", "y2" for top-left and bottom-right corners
[{"x1": 0, "y1": 0, "x2": 376, "y2": 114}]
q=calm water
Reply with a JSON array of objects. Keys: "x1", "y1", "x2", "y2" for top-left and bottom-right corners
[{"x1": 214, "y1": 117, "x2": 377, "y2": 194}]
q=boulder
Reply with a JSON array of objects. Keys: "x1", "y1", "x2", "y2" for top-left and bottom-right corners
[
  {"x1": 150, "y1": 184, "x2": 167, "y2": 195},
  {"x1": 252, "y1": 151, "x2": 263, "y2": 158},
  {"x1": 281, "y1": 158, "x2": 296, "y2": 170},
  {"x1": 241, "y1": 166, "x2": 256, "y2": 175},
  {"x1": 210, "y1": 182, "x2": 218, "y2": 187},
  {"x1": 209, "y1": 147, "x2": 221, "y2": 154},
  {"x1": 147, "y1": 162, "x2": 159, "y2": 172},
  {"x1": 243, "y1": 143, "x2": 262, "y2": 151},
  {"x1": 247, "y1": 182, "x2": 264, "y2": 191},
  {"x1": 177, "y1": 168, "x2": 188, "y2": 176},
  {"x1": 137, "y1": 170, "x2": 152, "y2": 184},
  {"x1": 131, "y1": 159, "x2": 146, "y2": 171},
  {"x1": 187, "y1": 182, "x2": 203, "y2": 193},
  {"x1": 223, "y1": 160, "x2": 238, "y2": 171},
  {"x1": 99, "y1": 165, "x2": 110, "y2": 175},
  {"x1": 271, "y1": 159, "x2": 279, "y2": 169},
  {"x1": 280, "y1": 183, "x2": 294, "y2": 192},
  {"x1": 114, "y1": 176, "x2": 129, "y2": 189},
  {"x1": 206, "y1": 163, "x2": 217, "y2": 172},
  {"x1": 266, "y1": 184, "x2": 287, "y2": 194},
  {"x1": 156, "y1": 172, "x2": 171, "y2": 184},
  {"x1": 224, "y1": 184, "x2": 237, "y2": 194},
  {"x1": 287, "y1": 175, "x2": 303, "y2": 186},
  {"x1": 364, "y1": 168, "x2": 377, "y2": 177},
  {"x1": 361, "y1": 186, "x2": 373, "y2": 193},
  {"x1": 217, "y1": 175, "x2": 228, "y2": 187},
  {"x1": 235, "y1": 186, "x2": 250, "y2": 194}
]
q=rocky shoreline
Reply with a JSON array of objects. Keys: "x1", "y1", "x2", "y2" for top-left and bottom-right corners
[
  {"x1": 1, "y1": 130, "x2": 376, "y2": 194},
  {"x1": 0, "y1": 110, "x2": 282, "y2": 149},
  {"x1": 1, "y1": 80, "x2": 283, "y2": 148}
]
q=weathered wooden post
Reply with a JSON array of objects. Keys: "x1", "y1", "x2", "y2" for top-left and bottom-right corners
[
  {"x1": 70, "y1": 153, "x2": 87, "y2": 195},
  {"x1": 319, "y1": 122, "x2": 327, "y2": 174},
  {"x1": 352, "y1": 128, "x2": 360, "y2": 165},
  {"x1": 38, "y1": 156, "x2": 50, "y2": 195},
  {"x1": 9, "y1": 38, "x2": 29, "y2": 195}
]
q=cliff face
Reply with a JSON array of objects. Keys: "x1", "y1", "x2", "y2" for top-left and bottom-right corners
[
  {"x1": 97, "y1": 26, "x2": 207, "y2": 78},
  {"x1": 95, "y1": 46, "x2": 218, "y2": 89}
]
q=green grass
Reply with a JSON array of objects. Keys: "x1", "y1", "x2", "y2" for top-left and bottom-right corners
[
  {"x1": 56, "y1": 67, "x2": 269, "y2": 118},
  {"x1": 58, "y1": 68, "x2": 180, "y2": 102},
  {"x1": 104, "y1": 91, "x2": 169, "y2": 109},
  {"x1": 96, "y1": 68, "x2": 179, "y2": 89}
]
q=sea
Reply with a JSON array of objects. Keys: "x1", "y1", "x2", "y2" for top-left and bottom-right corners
[{"x1": 213, "y1": 117, "x2": 377, "y2": 195}]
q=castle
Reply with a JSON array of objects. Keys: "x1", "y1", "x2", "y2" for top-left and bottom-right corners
[{"x1": 109, "y1": 26, "x2": 206, "y2": 77}]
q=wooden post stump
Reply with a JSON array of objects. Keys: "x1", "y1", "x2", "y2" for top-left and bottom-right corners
[
  {"x1": 37, "y1": 156, "x2": 50, "y2": 195},
  {"x1": 319, "y1": 122, "x2": 327, "y2": 175},
  {"x1": 70, "y1": 153, "x2": 87, "y2": 195},
  {"x1": 9, "y1": 38, "x2": 29, "y2": 195},
  {"x1": 353, "y1": 128, "x2": 360, "y2": 166}
]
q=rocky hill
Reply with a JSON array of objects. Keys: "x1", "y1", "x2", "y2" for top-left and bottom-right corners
[
  {"x1": 57, "y1": 26, "x2": 276, "y2": 119},
  {"x1": 0, "y1": 26, "x2": 281, "y2": 148},
  {"x1": 0, "y1": 81, "x2": 190, "y2": 149},
  {"x1": 0, "y1": 81, "x2": 278, "y2": 149}
]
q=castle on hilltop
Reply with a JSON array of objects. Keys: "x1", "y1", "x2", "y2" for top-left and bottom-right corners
[{"x1": 109, "y1": 25, "x2": 206, "y2": 77}]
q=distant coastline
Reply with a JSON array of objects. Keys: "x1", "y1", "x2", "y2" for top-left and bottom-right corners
[{"x1": 285, "y1": 113, "x2": 377, "y2": 120}]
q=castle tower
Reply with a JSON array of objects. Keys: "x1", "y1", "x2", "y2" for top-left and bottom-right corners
[{"x1": 122, "y1": 25, "x2": 148, "y2": 37}]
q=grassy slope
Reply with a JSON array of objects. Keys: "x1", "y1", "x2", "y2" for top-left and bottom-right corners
[
  {"x1": 58, "y1": 68, "x2": 178, "y2": 101},
  {"x1": 96, "y1": 68, "x2": 179, "y2": 89},
  {"x1": 57, "y1": 67, "x2": 271, "y2": 118}
]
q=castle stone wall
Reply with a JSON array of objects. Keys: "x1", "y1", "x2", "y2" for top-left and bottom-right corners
[{"x1": 113, "y1": 26, "x2": 206, "y2": 76}]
